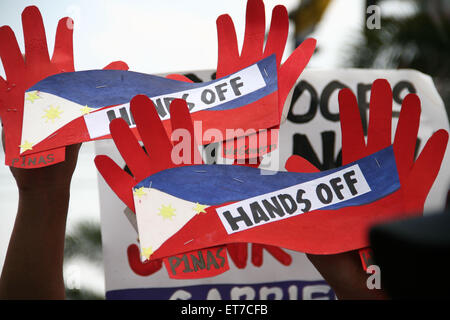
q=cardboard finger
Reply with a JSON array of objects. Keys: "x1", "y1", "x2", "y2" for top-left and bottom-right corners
[
  {"x1": 393, "y1": 93, "x2": 420, "y2": 181},
  {"x1": 165, "y1": 74, "x2": 194, "y2": 82},
  {"x1": 51, "y1": 17, "x2": 74, "y2": 71},
  {"x1": 130, "y1": 95, "x2": 174, "y2": 174},
  {"x1": 367, "y1": 79, "x2": 392, "y2": 153},
  {"x1": 0, "y1": 26, "x2": 25, "y2": 80},
  {"x1": 169, "y1": 99, "x2": 203, "y2": 165},
  {"x1": 109, "y1": 118, "x2": 150, "y2": 182},
  {"x1": 102, "y1": 61, "x2": 129, "y2": 71},
  {"x1": 403, "y1": 129, "x2": 448, "y2": 212},
  {"x1": 22, "y1": 6, "x2": 50, "y2": 66},
  {"x1": 241, "y1": 0, "x2": 266, "y2": 63},
  {"x1": 264, "y1": 5, "x2": 289, "y2": 67},
  {"x1": 338, "y1": 88, "x2": 366, "y2": 165},
  {"x1": 94, "y1": 154, "x2": 136, "y2": 211},
  {"x1": 278, "y1": 38, "x2": 316, "y2": 115},
  {"x1": 284, "y1": 154, "x2": 320, "y2": 173},
  {"x1": 216, "y1": 14, "x2": 240, "y2": 77}
]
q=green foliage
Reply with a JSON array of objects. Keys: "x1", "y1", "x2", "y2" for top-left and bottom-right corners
[
  {"x1": 64, "y1": 221, "x2": 103, "y2": 263},
  {"x1": 347, "y1": 0, "x2": 450, "y2": 116},
  {"x1": 64, "y1": 220, "x2": 105, "y2": 300}
]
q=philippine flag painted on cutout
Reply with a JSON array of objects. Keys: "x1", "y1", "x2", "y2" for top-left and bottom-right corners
[
  {"x1": 20, "y1": 55, "x2": 279, "y2": 155},
  {"x1": 132, "y1": 146, "x2": 400, "y2": 260}
]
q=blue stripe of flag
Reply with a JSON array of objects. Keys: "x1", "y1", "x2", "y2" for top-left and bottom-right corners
[
  {"x1": 27, "y1": 55, "x2": 277, "y2": 112},
  {"x1": 135, "y1": 146, "x2": 399, "y2": 210}
]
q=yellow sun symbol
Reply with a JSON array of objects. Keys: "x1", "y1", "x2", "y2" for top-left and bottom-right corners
[
  {"x1": 19, "y1": 140, "x2": 33, "y2": 152},
  {"x1": 157, "y1": 204, "x2": 176, "y2": 220},
  {"x1": 133, "y1": 187, "x2": 147, "y2": 198},
  {"x1": 141, "y1": 247, "x2": 153, "y2": 260},
  {"x1": 42, "y1": 105, "x2": 63, "y2": 123},
  {"x1": 80, "y1": 105, "x2": 94, "y2": 115},
  {"x1": 193, "y1": 203, "x2": 208, "y2": 214},
  {"x1": 26, "y1": 91, "x2": 41, "y2": 103}
]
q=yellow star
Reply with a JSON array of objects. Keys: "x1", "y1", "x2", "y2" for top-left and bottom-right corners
[
  {"x1": 193, "y1": 203, "x2": 208, "y2": 214},
  {"x1": 157, "y1": 204, "x2": 176, "y2": 220},
  {"x1": 80, "y1": 105, "x2": 94, "y2": 115},
  {"x1": 141, "y1": 247, "x2": 153, "y2": 260},
  {"x1": 26, "y1": 91, "x2": 41, "y2": 103},
  {"x1": 133, "y1": 187, "x2": 147, "y2": 198},
  {"x1": 19, "y1": 140, "x2": 33, "y2": 152},
  {"x1": 42, "y1": 105, "x2": 63, "y2": 123}
]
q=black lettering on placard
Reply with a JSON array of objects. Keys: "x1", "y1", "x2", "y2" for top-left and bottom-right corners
[
  {"x1": 296, "y1": 189, "x2": 311, "y2": 213},
  {"x1": 250, "y1": 202, "x2": 270, "y2": 224},
  {"x1": 288, "y1": 80, "x2": 319, "y2": 123},
  {"x1": 222, "y1": 208, "x2": 254, "y2": 231},
  {"x1": 320, "y1": 80, "x2": 348, "y2": 122},
  {"x1": 190, "y1": 251, "x2": 206, "y2": 272},
  {"x1": 261, "y1": 197, "x2": 286, "y2": 218},
  {"x1": 202, "y1": 142, "x2": 219, "y2": 164},
  {"x1": 206, "y1": 250, "x2": 220, "y2": 270},
  {"x1": 278, "y1": 194, "x2": 297, "y2": 215},
  {"x1": 316, "y1": 183, "x2": 333, "y2": 204},
  {"x1": 330, "y1": 177, "x2": 345, "y2": 200},
  {"x1": 168, "y1": 256, "x2": 182, "y2": 275},
  {"x1": 215, "y1": 82, "x2": 228, "y2": 101},
  {"x1": 343, "y1": 170, "x2": 359, "y2": 195},
  {"x1": 230, "y1": 77, "x2": 244, "y2": 96},
  {"x1": 201, "y1": 89, "x2": 216, "y2": 104},
  {"x1": 293, "y1": 131, "x2": 342, "y2": 171},
  {"x1": 393, "y1": 81, "x2": 416, "y2": 108}
]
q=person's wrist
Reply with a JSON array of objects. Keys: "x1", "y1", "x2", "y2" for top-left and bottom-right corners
[{"x1": 17, "y1": 185, "x2": 71, "y2": 216}]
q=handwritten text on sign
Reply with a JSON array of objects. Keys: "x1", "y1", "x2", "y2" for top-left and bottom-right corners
[{"x1": 216, "y1": 165, "x2": 371, "y2": 234}]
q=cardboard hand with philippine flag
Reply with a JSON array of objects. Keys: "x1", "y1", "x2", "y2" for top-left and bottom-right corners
[
  {"x1": 285, "y1": 79, "x2": 448, "y2": 255},
  {"x1": 94, "y1": 79, "x2": 448, "y2": 266},
  {"x1": 0, "y1": 6, "x2": 128, "y2": 168},
  {"x1": 95, "y1": 95, "x2": 233, "y2": 279},
  {"x1": 215, "y1": 0, "x2": 316, "y2": 160}
]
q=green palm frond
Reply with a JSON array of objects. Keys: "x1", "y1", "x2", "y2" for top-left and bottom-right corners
[{"x1": 64, "y1": 221, "x2": 103, "y2": 263}]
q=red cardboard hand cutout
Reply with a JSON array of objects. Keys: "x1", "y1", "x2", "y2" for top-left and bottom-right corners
[
  {"x1": 0, "y1": 6, "x2": 128, "y2": 168},
  {"x1": 96, "y1": 96, "x2": 291, "y2": 278},
  {"x1": 95, "y1": 95, "x2": 202, "y2": 213},
  {"x1": 217, "y1": 0, "x2": 316, "y2": 117},
  {"x1": 285, "y1": 79, "x2": 448, "y2": 253},
  {"x1": 130, "y1": 80, "x2": 448, "y2": 258},
  {"x1": 216, "y1": 0, "x2": 316, "y2": 161},
  {"x1": 96, "y1": 96, "x2": 232, "y2": 279}
]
